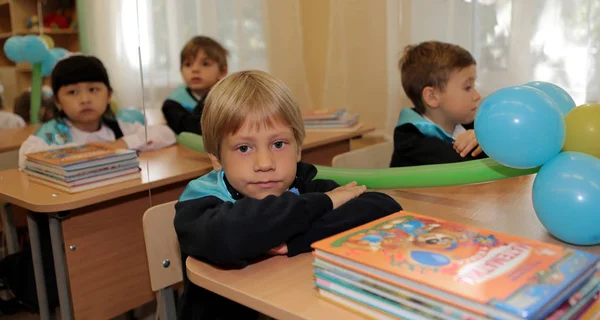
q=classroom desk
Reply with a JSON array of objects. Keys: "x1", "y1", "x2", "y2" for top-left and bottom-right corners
[
  {"x1": 186, "y1": 174, "x2": 600, "y2": 320},
  {"x1": 0, "y1": 124, "x2": 40, "y2": 153},
  {"x1": 0, "y1": 125, "x2": 40, "y2": 171},
  {"x1": 302, "y1": 125, "x2": 374, "y2": 165},
  {"x1": 0, "y1": 127, "x2": 373, "y2": 320}
]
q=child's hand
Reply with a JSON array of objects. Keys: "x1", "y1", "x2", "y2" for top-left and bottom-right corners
[
  {"x1": 325, "y1": 181, "x2": 367, "y2": 210},
  {"x1": 453, "y1": 130, "x2": 483, "y2": 157},
  {"x1": 268, "y1": 243, "x2": 288, "y2": 255}
]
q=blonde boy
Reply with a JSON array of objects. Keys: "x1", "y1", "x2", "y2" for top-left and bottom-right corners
[{"x1": 174, "y1": 70, "x2": 401, "y2": 319}]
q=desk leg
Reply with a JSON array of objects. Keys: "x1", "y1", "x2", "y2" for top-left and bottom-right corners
[
  {"x1": 49, "y1": 217, "x2": 73, "y2": 320},
  {"x1": 158, "y1": 288, "x2": 177, "y2": 320},
  {"x1": 1, "y1": 203, "x2": 19, "y2": 254},
  {"x1": 26, "y1": 213, "x2": 51, "y2": 320}
]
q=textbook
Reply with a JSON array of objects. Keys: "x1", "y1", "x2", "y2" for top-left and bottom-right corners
[{"x1": 311, "y1": 211, "x2": 600, "y2": 319}]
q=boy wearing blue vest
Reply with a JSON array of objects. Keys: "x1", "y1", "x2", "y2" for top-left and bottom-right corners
[
  {"x1": 390, "y1": 41, "x2": 488, "y2": 167},
  {"x1": 161, "y1": 36, "x2": 228, "y2": 135},
  {"x1": 174, "y1": 70, "x2": 401, "y2": 319}
]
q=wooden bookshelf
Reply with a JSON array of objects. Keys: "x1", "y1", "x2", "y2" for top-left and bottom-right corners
[{"x1": 0, "y1": 0, "x2": 78, "y2": 111}]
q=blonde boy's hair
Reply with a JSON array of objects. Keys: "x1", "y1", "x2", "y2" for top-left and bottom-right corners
[{"x1": 201, "y1": 70, "x2": 305, "y2": 158}]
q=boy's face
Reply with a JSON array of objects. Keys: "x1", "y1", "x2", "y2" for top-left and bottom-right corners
[
  {"x1": 56, "y1": 82, "x2": 111, "y2": 126},
  {"x1": 208, "y1": 117, "x2": 302, "y2": 200},
  {"x1": 181, "y1": 50, "x2": 227, "y2": 96},
  {"x1": 438, "y1": 65, "x2": 481, "y2": 124}
]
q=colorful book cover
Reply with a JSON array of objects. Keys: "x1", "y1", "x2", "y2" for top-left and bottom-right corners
[
  {"x1": 25, "y1": 166, "x2": 141, "y2": 187},
  {"x1": 579, "y1": 294, "x2": 600, "y2": 320},
  {"x1": 304, "y1": 112, "x2": 359, "y2": 127},
  {"x1": 313, "y1": 260, "x2": 485, "y2": 320},
  {"x1": 25, "y1": 143, "x2": 137, "y2": 166},
  {"x1": 545, "y1": 272, "x2": 599, "y2": 319},
  {"x1": 315, "y1": 269, "x2": 476, "y2": 320},
  {"x1": 302, "y1": 108, "x2": 346, "y2": 121},
  {"x1": 25, "y1": 161, "x2": 140, "y2": 182},
  {"x1": 315, "y1": 276, "x2": 436, "y2": 320},
  {"x1": 311, "y1": 211, "x2": 600, "y2": 319}
]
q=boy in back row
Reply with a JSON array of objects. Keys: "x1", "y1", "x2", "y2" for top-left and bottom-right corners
[
  {"x1": 162, "y1": 36, "x2": 228, "y2": 135},
  {"x1": 391, "y1": 41, "x2": 488, "y2": 167},
  {"x1": 174, "y1": 70, "x2": 401, "y2": 319}
]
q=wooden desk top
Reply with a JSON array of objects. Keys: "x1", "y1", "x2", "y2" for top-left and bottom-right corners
[
  {"x1": 0, "y1": 124, "x2": 40, "y2": 153},
  {"x1": 0, "y1": 145, "x2": 213, "y2": 212},
  {"x1": 303, "y1": 125, "x2": 375, "y2": 150},
  {"x1": 0, "y1": 128, "x2": 372, "y2": 212},
  {"x1": 186, "y1": 175, "x2": 600, "y2": 320}
]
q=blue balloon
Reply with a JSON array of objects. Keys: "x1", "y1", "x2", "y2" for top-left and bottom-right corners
[
  {"x1": 524, "y1": 81, "x2": 577, "y2": 116},
  {"x1": 21, "y1": 35, "x2": 49, "y2": 64},
  {"x1": 3, "y1": 36, "x2": 24, "y2": 62},
  {"x1": 475, "y1": 86, "x2": 565, "y2": 169},
  {"x1": 40, "y1": 47, "x2": 69, "y2": 76},
  {"x1": 532, "y1": 152, "x2": 600, "y2": 245},
  {"x1": 410, "y1": 250, "x2": 450, "y2": 267},
  {"x1": 49, "y1": 47, "x2": 69, "y2": 59},
  {"x1": 117, "y1": 108, "x2": 146, "y2": 125},
  {"x1": 41, "y1": 53, "x2": 59, "y2": 76}
]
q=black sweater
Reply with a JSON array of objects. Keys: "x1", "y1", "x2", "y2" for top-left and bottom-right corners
[
  {"x1": 174, "y1": 162, "x2": 401, "y2": 319},
  {"x1": 390, "y1": 122, "x2": 488, "y2": 167},
  {"x1": 161, "y1": 88, "x2": 205, "y2": 135}
]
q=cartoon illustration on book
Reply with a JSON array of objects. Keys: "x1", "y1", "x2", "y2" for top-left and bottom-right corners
[
  {"x1": 345, "y1": 230, "x2": 397, "y2": 252},
  {"x1": 315, "y1": 212, "x2": 600, "y2": 319},
  {"x1": 337, "y1": 215, "x2": 491, "y2": 269}
]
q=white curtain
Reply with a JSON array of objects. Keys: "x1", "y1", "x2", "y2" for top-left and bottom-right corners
[
  {"x1": 78, "y1": 0, "x2": 268, "y2": 110},
  {"x1": 410, "y1": 0, "x2": 600, "y2": 105}
]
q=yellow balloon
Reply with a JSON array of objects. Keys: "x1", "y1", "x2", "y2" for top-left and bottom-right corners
[
  {"x1": 110, "y1": 99, "x2": 119, "y2": 114},
  {"x1": 39, "y1": 35, "x2": 55, "y2": 49},
  {"x1": 563, "y1": 103, "x2": 600, "y2": 158}
]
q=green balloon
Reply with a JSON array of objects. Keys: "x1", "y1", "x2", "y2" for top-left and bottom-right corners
[
  {"x1": 178, "y1": 132, "x2": 205, "y2": 154},
  {"x1": 315, "y1": 159, "x2": 539, "y2": 189},
  {"x1": 177, "y1": 132, "x2": 539, "y2": 188}
]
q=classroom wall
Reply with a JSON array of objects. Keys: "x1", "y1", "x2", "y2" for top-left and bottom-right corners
[{"x1": 266, "y1": 0, "x2": 412, "y2": 136}]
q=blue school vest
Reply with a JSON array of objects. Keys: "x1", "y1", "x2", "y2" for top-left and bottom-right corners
[
  {"x1": 395, "y1": 108, "x2": 454, "y2": 143},
  {"x1": 35, "y1": 119, "x2": 73, "y2": 145},
  {"x1": 167, "y1": 85, "x2": 197, "y2": 112},
  {"x1": 179, "y1": 170, "x2": 236, "y2": 203},
  {"x1": 179, "y1": 170, "x2": 301, "y2": 203}
]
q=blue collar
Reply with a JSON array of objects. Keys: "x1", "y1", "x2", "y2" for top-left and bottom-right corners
[
  {"x1": 179, "y1": 170, "x2": 300, "y2": 203},
  {"x1": 34, "y1": 119, "x2": 73, "y2": 146},
  {"x1": 396, "y1": 108, "x2": 454, "y2": 143}
]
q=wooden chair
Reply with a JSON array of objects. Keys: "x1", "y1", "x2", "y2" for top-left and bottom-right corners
[
  {"x1": 142, "y1": 200, "x2": 181, "y2": 320},
  {"x1": 332, "y1": 139, "x2": 394, "y2": 169}
]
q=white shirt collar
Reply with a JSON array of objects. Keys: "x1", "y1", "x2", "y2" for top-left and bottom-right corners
[
  {"x1": 422, "y1": 115, "x2": 466, "y2": 139},
  {"x1": 64, "y1": 118, "x2": 116, "y2": 143}
]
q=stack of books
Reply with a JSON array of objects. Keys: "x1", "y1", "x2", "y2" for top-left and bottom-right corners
[
  {"x1": 311, "y1": 211, "x2": 600, "y2": 319},
  {"x1": 24, "y1": 143, "x2": 141, "y2": 193},
  {"x1": 303, "y1": 108, "x2": 361, "y2": 131}
]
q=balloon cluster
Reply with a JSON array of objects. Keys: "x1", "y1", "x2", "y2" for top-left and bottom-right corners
[
  {"x1": 475, "y1": 81, "x2": 600, "y2": 246},
  {"x1": 3, "y1": 35, "x2": 69, "y2": 76}
]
